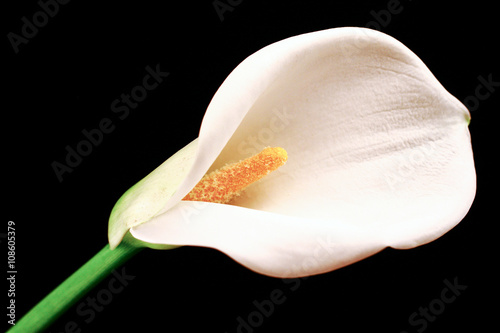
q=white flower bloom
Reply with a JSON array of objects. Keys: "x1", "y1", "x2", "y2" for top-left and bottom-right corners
[{"x1": 109, "y1": 27, "x2": 476, "y2": 278}]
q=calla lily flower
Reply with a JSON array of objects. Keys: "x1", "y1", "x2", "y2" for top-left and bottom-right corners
[{"x1": 108, "y1": 27, "x2": 476, "y2": 278}]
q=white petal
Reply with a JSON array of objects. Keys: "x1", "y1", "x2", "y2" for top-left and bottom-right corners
[
  {"x1": 130, "y1": 27, "x2": 475, "y2": 276},
  {"x1": 131, "y1": 202, "x2": 384, "y2": 278}
]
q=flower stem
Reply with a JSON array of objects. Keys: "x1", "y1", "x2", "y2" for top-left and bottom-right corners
[{"x1": 8, "y1": 242, "x2": 141, "y2": 333}]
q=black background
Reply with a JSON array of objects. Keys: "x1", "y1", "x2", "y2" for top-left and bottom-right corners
[{"x1": 4, "y1": 1, "x2": 498, "y2": 332}]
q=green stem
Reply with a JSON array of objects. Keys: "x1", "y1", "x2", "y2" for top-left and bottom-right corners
[{"x1": 8, "y1": 242, "x2": 141, "y2": 333}]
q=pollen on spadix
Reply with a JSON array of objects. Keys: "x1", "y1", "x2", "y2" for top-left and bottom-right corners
[{"x1": 183, "y1": 147, "x2": 288, "y2": 204}]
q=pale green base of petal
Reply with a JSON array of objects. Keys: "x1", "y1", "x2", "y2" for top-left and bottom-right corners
[{"x1": 108, "y1": 139, "x2": 199, "y2": 249}]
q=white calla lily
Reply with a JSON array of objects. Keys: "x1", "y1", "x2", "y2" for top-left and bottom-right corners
[{"x1": 109, "y1": 27, "x2": 476, "y2": 278}]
